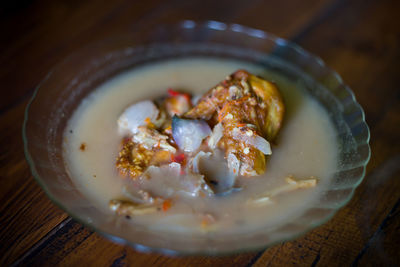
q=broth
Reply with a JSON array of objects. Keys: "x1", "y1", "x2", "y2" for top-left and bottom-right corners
[{"x1": 63, "y1": 57, "x2": 337, "y2": 235}]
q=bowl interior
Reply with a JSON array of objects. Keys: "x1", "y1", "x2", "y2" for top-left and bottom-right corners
[{"x1": 23, "y1": 20, "x2": 370, "y2": 254}]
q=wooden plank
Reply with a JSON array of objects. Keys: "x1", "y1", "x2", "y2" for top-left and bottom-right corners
[
  {"x1": 250, "y1": 0, "x2": 400, "y2": 265},
  {"x1": 235, "y1": 0, "x2": 336, "y2": 38},
  {"x1": 124, "y1": 0, "x2": 335, "y2": 40},
  {"x1": 0, "y1": 102, "x2": 69, "y2": 266},
  {"x1": 0, "y1": 0, "x2": 166, "y2": 113},
  {"x1": 355, "y1": 197, "x2": 400, "y2": 266},
  {"x1": 15, "y1": 218, "x2": 261, "y2": 267}
]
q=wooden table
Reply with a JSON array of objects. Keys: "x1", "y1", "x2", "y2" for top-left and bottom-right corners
[{"x1": 1, "y1": 0, "x2": 399, "y2": 265}]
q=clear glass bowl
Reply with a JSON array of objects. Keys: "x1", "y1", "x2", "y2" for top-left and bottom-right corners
[{"x1": 23, "y1": 20, "x2": 370, "y2": 255}]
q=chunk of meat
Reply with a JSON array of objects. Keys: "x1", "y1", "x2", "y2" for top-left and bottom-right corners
[
  {"x1": 237, "y1": 71, "x2": 285, "y2": 142},
  {"x1": 164, "y1": 89, "x2": 192, "y2": 116},
  {"x1": 218, "y1": 96, "x2": 266, "y2": 176},
  {"x1": 186, "y1": 70, "x2": 284, "y2": 141},
  {"x1": 116, "y1": 140, "x2": 172, "y2": 179},
  {"x1": 133, "y1": 126, "x2": 176, "y2": 153},
  {"x1": 116, "y1": 141, "x2": 153, "y2": 178},
  {"x1": 185, "y1": 70, "x2": 285, "y2": 176}
]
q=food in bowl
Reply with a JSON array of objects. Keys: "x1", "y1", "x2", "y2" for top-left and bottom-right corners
[{"x1": 63, "y1": 57, "x2": 338, "y2": 234}]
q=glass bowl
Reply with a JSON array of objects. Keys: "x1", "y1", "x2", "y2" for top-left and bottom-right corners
[{"x1": 23, "y1": 20, "x2": 370, "y2": 255}]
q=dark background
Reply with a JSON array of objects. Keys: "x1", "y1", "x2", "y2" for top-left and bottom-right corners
[{"x1": 1, "y1": 0, "x2": 399, "y2": 265}]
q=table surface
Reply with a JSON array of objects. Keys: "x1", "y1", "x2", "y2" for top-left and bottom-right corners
[{"x1": 1, "y1": 0, "x2": 399, "y2": 266}]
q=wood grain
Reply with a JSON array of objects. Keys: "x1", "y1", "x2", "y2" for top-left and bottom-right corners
[
  {"x1": 0, "y1": 0, "x2": 399, "y2": 265},
  {"x1": 0, "y1": 101, "x2": 68, "y2": 266},
  {"x1": 0, "y1": 0, "x2": 167, "y2": 113}
]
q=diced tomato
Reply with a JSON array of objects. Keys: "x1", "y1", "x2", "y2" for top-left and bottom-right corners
[
  {"x1": 162, "y1": 200, "x2": 172, "y2": 212},
  {"x1": 167, "y1": 88, "x2": 180, "y2": 97},
  {"x1": 167, "y1": 88, "x2": 191, "y2": 103},
  {"x1": 171, "y1": 153, "x2": 186, "y2": 164}
]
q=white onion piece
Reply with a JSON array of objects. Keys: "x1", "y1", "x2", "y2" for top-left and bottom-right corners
[
  {"x1": 191, "y1": 151, "x2": 211, "y2": 173},
  {"x1": 232, "y1": 128, "x2": 272, "y2": 155},
  {"x1": 208, "y1": 123, "x2": 224, "y2": 149},
  {"x1": 253, "y1": 135, "x2": 272, "y2": 155},
  {"x1": 117, "y1": 100, "x2": 159, "y2": 134},
  {"x1": 227, "y1": 153, "x2": 240, "y2": 175},
  {"x1": 198, "y1": 150, "x2": 237, "y2": 194},
  {"x1": 172, "y1": 116, "x2": 212, "y2": 152},
  {"x1": 168, "y1": 162, "x2": 181, "y2": 177}
]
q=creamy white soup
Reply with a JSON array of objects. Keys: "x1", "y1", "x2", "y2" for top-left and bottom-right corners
[{"x1": 63, "y1": 57, "x2": 337, "y2": 235}]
